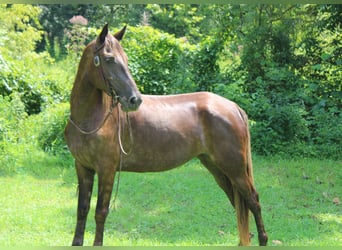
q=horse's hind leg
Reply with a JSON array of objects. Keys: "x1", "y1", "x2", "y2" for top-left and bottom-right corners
[
  {"x1": 199, "y1": 155, "x2": 267, "y2": 246},
  {"x1": 93, "y1": 167, "x2": 116, "y2": 246},
  {"x1": 199, "y1": 154, "x2": 235, "y2": 206},
  {"x1": 199, "y1": 155, "x2": 251, "y2": 245},
  {"x1": 72, "y1": 162, "x2": 95, "y2": 246},
  {"x1": 232, "y1": 176, "x2": 268, "y2": 246}
]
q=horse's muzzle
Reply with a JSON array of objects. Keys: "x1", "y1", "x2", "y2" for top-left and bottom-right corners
[{"x1": 119, "y1": 95, "x2": 142, "y2": 112}]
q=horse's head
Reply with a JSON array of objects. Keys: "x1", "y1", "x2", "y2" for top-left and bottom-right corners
[{"x1": 91, "y1": 24, "x2": 142, "y2": 112}]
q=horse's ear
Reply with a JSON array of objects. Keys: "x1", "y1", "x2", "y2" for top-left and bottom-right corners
[
  {"x1": 114, "y1": 25, "x2": 127, "y2": 41},
  {"x1": 99, "y1": 23, "x2": 109, "y2": 44}
]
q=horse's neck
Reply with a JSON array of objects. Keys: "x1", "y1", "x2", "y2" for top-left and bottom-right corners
[{"x1": 70, "y1": 79, "x2": 111, "y2": 128}]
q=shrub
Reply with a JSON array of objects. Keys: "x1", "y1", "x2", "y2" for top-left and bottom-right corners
[
  {"x1": 308, "y1": 109, "x2": 342, "y2": 159},
  {"x1": 0, "y1": 93, "x2": 27, "y2": 143},
  {"x1": 34, "y1": 103, "x2": 70, "y2": 155},
  {"x1": 121, "y1": 25, "x2": 196, "y2": 94},
  {"x1": 0, "y1": 51, "x2": 73, "y2": 115},
  {"x1": 0, "y1": 5, "x2": 73, "y2": 115},
  {"x1": 250, "y1": 103, "x2": 310, "y2": 156},
  {"x1": 0, "y1": 94, "x2": 28, "y2": 174}
]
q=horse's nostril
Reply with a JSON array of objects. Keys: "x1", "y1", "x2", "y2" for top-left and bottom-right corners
[
  {"x1": 129, "y1": 96, "x2": 138, "y2": 105},
  {"x1": 127, "y1": 95, "x2": 142, "y2": 110}
]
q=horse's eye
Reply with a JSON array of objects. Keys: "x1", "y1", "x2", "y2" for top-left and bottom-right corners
[
  {"x1": 105, "y1": 57, "x2": 117, "y2": 64},
  {"x1": 94, "y1": 56, "x2": 100, "y2": 67}
]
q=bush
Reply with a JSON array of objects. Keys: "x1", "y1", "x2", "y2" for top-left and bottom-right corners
[
  {"x1": 0, "y1": 5, "x2": 73, "y2": 115},
  {"x1": 0, "y1": 94, "x2": 28, "y2": 174},
  {"x1": 0, "y1": 93, "x2": 27, "y2": 143},
  {"x1": 308, "y1": 109, "x2": 342, "y2": 159},
  {"x1": 34, "y1": 103, "x2": 70, "y2": 155},
  {"x1": 122, "y1": 26, "x2": 196, "y2": 94},
  {"x1": 250, "y1": 103, "x2": 309, "y2": 157},
  {"x1": 0, "y1": 52, "x2": 73, "y2": 115},
  {"x1": 213, "y1": 81, "x2": 252, "y2": 113}
]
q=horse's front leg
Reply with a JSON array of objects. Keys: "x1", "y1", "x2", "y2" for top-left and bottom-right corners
[
  {"x1": 93, "y1": 167, "x2": 116, "y2": 246},
  {"x1": 72, "y1": 162, "x2": 95, "y2": 246}
]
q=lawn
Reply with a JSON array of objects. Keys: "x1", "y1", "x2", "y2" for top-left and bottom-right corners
[{"x1": 0, "y1": 153, "x2": 341, "y2": 246}]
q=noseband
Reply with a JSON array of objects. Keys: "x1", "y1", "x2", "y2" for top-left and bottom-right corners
[{"x1": 93, "y1": 42, "x2": 120, "y2": 103}]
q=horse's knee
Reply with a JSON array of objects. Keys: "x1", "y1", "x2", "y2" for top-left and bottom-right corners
[{"x1": 95, "y1": 207, "x2": 109, "y2": 223}]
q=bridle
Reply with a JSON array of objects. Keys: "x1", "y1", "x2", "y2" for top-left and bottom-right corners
[
  {"x1": 93, "y1": 42, "x2": 120, "y2": 102},
  {"x1": 68, "y1": 41, "x2": 133, "y2": 153}
]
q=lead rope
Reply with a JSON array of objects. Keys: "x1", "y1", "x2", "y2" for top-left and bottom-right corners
[
  {"x1": 68, "y1": 90, "x2": 118, "y2": 135},
  {"x1": 68, "y1": 110, "x2": 113, "y2": 135},
  {"x1": 111, "y1": 106, "x2": 133, "y2": 210}
]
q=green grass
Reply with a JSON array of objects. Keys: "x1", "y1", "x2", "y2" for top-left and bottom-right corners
[{"x1": 0, "y1": 152, "x2": 341, "y2": 246}]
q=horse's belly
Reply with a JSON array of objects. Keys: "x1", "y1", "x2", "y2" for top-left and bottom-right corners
[
  {"x1": 121, "y1": 135, "x2": 202, "y2": 172},
  {"x1": 122, "y1": 152, "x2": 197, "y2": 172}
]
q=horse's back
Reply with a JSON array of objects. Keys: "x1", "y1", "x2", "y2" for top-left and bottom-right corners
[
  {"x1": 137, "y1": 92, "x2": 247, "y2": 136},
  {"x1": 130, "y1": 91, "x2": 245, "y2": 137}
]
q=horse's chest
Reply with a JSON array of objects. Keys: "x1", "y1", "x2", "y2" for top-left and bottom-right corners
[{"x1": 65, "y1": 127, "x2": 116, "y2": 167}]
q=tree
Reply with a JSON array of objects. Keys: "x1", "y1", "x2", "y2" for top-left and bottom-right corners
[
  {"x1": 0, "y1": 4, "x2": 43, "y2": 57},
  {"x1": 0, "y1": 4, "x2": 70, "y2": 114},
  {"x1": 37, "y1": 4, "x2": 148, "y2": 58}
]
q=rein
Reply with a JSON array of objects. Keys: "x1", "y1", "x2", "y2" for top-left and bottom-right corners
[
  {"x1": 68, "y1": 109, "x2": 114, "y2": 135},
  {"x1": 68, "y1": 98, "x2": 132, "y2": 154},
  {"x1": 112, "y1": 106, "x2": 132, "y2": 210}
]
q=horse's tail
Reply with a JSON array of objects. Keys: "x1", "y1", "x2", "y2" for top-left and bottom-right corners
[{"x1": 234, "y1": 107, "x2": 254, "y2": 246}]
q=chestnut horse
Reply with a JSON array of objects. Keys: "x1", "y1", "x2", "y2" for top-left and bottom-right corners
[{"x1": 64, "y1": 24, "x2": 268, "y2": 246}]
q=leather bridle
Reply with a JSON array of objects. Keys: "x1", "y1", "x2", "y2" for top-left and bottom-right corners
[{"x1": 93, "y1": 42, "x2": 120, "y2": 103}]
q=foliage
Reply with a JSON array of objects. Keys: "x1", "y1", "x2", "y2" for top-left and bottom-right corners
[
  {"x1": 0, "y1": 4, "x2": 42, "y2": 56},
  {"x1": 308, "y1": 109, "x2": 342, "y2": 158},
  {"x1": 146, "y1": 4, "x2": 204, "y2": 43},
  {"x1": 0, "y1": 94, "x2": 27, "y2": 144},
  {"x1": 215, "y1": 4, "x2": 341, "y2": 158},
  {"x1": 0, "y1": 52, "x2": 72, "y2": 114},
  {"x1": 0, "y1": 5, "x2": 72, "y2": 115},
  {"x1": 191, "y1": 36, "x2": 223, "y2": 92},
  {"x1": 65, "y1": 25, "x2": 88, "y2": 58},
  {"x1": 0, "y1": 4, "x2": 340, "y2": 160},
  {"x1": 34, "y1": 103, "x2": 70, "y2": 155},
  {"x1": 0, "y1": 95, "x2": 70, "y2": 174},
  {"x1": 38, "y1": 4, "x2": 121, "y2": 58},
  {"x1": 122, "y1": 25, "x2": 197, "y2": 95},
  {"x1": 0, "y1": 94, "x2": 27, "y2": 174}
]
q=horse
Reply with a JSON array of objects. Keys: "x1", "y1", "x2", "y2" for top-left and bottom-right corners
[{"x1": 64, "y1": 24, "x2": 268, "y2": 246}]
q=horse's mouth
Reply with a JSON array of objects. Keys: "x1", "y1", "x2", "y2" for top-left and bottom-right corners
[
  {"x1": 119, "y1": 96, "x2": 142, "y2": 112},
  {"x1": 108, "y1": 88, "x2": 142, "y2": 112}
]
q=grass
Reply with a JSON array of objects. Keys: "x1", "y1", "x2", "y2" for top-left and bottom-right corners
[{"x1": 0, "y1": 151, "x2": 341, "y2": 246}]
